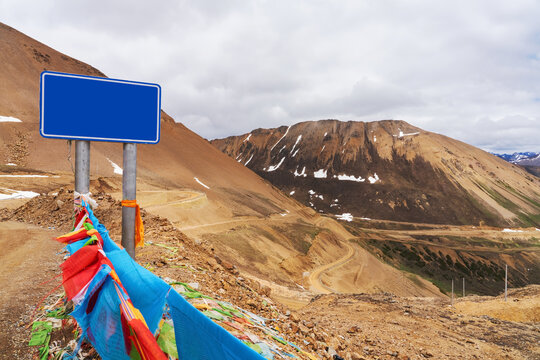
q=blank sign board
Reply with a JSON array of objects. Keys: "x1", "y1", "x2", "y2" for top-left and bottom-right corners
[{"x1": 40, "y1": 71, "x2": 161, "y2": 144}]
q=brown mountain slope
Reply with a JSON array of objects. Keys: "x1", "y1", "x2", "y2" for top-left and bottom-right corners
[
  {"x1": 212, "y1": 119, "x2": 540, "y2": 227},
  {"x1": 0, "y1": 22, "x2": 445, "y2": 297},
  {"x1": 0, "y1": 21, "x2": 288, "y2": 225}
]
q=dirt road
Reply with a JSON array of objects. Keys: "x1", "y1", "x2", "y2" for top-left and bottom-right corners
[
  {"x1": 179, "y1": 217, "x2": 265, "y2": 231},
  {"x1": 308, "y1": 240, "x2": 356, "y2": 293},
  {"x1": 0, "y1": 221, "x2": 62, "y2": 359}
]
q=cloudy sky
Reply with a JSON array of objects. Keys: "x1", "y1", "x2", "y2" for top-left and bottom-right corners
[{"x1": 2, "y1": 0, "x2": 540, "y2": 152}]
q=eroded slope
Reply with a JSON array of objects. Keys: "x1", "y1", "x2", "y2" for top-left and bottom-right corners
[{"x1": 212, "y1": 120, "x2": 540, "y2": 227}]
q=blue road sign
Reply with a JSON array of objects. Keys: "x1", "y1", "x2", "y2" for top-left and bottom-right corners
[{"x1": 40, "y1": 71, "x2": 161, "y2": 144}]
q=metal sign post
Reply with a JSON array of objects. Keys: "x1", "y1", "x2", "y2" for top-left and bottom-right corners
[
  {"x1": 462, "y1": 278, "x2": 465, "y2": 297},
  {"x1": 122, "y1": 143, "x2": 137, "y2": 258},
  {"x1": 75, "y1": 141, "x2": 90, "y2": 194}
]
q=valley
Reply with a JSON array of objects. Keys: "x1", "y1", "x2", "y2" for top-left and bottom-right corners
[
  {"x1": 341, "y1": 218, "x2": 540, "y2": 296},
  {"x1": 1, "y1": 174, "x2": 539, "y2": 359}
]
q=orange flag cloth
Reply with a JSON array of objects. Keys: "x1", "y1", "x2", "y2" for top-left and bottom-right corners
[{"x1": 121, "y1": 200, "x2": 144, "y2": 248}]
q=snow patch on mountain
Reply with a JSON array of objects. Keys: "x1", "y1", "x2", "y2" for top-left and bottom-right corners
[
  {"x1": 0, "y1": 115, "x2": 22, "y2": 123},
  {"x1": 294, "y1": 166, "x2": 307, "y2": 177},
  {"x1": 395, "y1": 129, "x2": 420, "y2": 138},
  {"x1": 336, "y1": 213, "x2": 353, "y2": 222},
  {"x1": 336, "y1": 174, "x2": 365, "y2": 182},
  {"x1": 194, "y1": 177, "x2": 210, "y2": 189},
  {"x1": 0, "y1": 189, "x2": 39, "y2": 200},
  {"x1": 314, "y1": 169, "x2": 327, "y2": 178},
  {"x1": 368, "y1": 173, "x2": 380, "y2": 184},
  {"x1": 270, "y1": 126, "x2": 291, "y2": 151},
  {"x1": 106, "y1": 158, "x2": 123, "y2": 175},
  {"x1": 290, "y1": 135, "x2": 302, "y2": 155},
  {"x1": 307, "y1": 189, "x2": 324, "y2": 200},
  {"x1": 267, "y1": 157, "x2": 285, "y2": 172}
]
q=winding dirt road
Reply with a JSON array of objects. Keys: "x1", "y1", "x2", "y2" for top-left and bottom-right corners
[{"x1": 308, "y1": 240, "x2": 357, "y2": 293}]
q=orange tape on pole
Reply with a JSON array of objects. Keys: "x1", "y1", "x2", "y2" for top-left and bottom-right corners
[{"x1": 121, "y1": 200, "x2": 145, "y2": 248}]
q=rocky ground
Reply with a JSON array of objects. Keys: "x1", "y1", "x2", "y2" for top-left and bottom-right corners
[
  {"x1": 297, "y1": 290, "x2": 539, "y2": 359},
  {"x1": 0, "y1": 190, "x2": 539, "y2": 359}
]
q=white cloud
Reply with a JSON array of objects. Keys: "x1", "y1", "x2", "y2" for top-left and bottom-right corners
[{"x1": 1, "y1": 0, "x2": 540, "y2": 152}]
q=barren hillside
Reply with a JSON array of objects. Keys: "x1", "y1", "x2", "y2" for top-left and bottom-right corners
[
  {"x1": 1, "y1": 22, "x2": 539, "y2": 360},
  {"x1": 212, "y1": 120, "x2": 540, "y2": 227},
  {"x1": 0, "y1": 22, "x2": 442, "y2": 297}
]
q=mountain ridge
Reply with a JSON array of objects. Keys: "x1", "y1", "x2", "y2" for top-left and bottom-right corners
[
  {"x1": 494, "y1": 151, "x2": 540, "y2": 166},
  {"x1": 212, "y1": 119, "x2": 540, "y2": 227}
]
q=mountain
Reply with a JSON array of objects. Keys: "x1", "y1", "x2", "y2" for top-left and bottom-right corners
[
  {"x1": 494, "y1": 152, "x2": 540, "y2": 178},
  {"x1": 0, "y1": 22, "x2": 449, "y2": 297},
  {"x1": 0, "y1": 21, "x2": 292, "y2": 226},
  {"x1": 494, "y1": 152, "x2": 540, "y2": 165},
  {"x1": 212, "y1": 120, "x2": 540, "y2": 227},
  {"x1": 3, "y1": 22, "x2": 537, "y2": 300}
]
